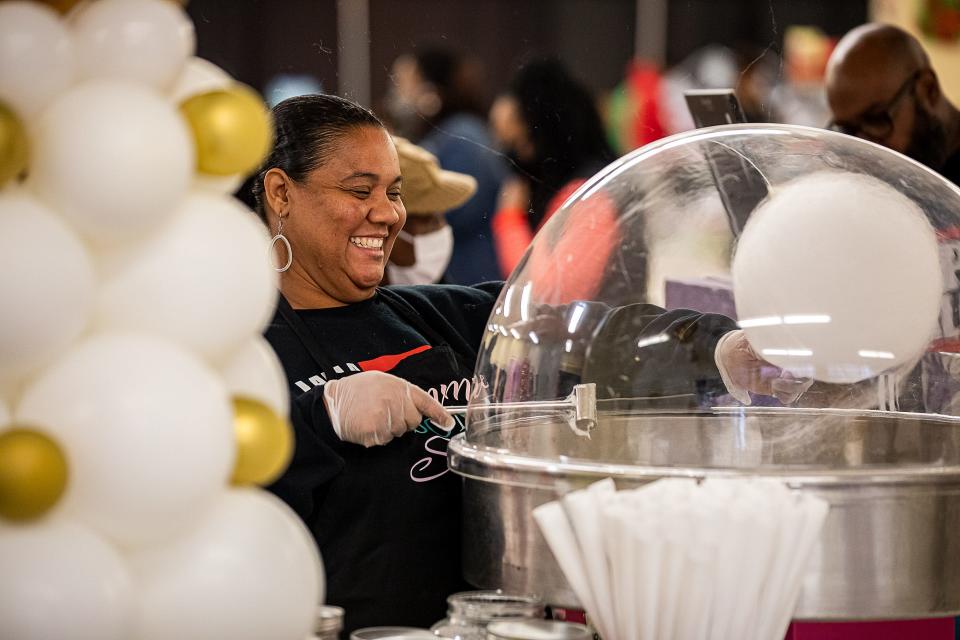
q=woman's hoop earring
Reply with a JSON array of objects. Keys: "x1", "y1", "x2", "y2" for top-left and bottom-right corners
[{"x1": 269, "y1": 216, "x2": 293, "y2": 272}]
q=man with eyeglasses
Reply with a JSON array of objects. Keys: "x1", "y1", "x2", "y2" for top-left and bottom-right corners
[{"x1": 825, "y1": 23, "x2": 960, "y2": 186}]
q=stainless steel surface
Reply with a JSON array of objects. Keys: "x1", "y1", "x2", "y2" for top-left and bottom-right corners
[
  {"x1": 315, "y1": 605, "x2": 345, "y2": 638},
  {"x1": 448, "y1": 383, "x2": 598, "y2": 432},
  {"x1": 448, "y1": 407, "x2": 960, "y2": 620},
  {"x1": 570, "y1": 383, "x2": 596, "y2": 432}
]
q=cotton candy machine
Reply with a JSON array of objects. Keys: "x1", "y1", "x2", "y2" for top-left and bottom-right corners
[{"x1": 449, "y1": 124, "x2": 960, "y2": 620}]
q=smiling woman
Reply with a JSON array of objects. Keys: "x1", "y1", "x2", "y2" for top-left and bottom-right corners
[{"x1": 248, "y1": 94, "x2": 503, "y2": 634}]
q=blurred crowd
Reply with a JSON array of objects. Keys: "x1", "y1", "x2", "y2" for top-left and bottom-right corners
[{"x1": 249, "y1": 22, "x2": 959, "y2": 288}]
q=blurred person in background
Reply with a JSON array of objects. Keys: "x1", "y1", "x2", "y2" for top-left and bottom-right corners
[
  {"x1": 656, "y1": 45, "x2": 740, "y2": 136},
  {"x1": 826, "y1": 23, "x2": 960, "y2": 185},
  {"x1": 732, "y1": 44, "x2": 782, "y2": 123},
  {"x1": 604, "y1": 57, "x2": 669, "y2": 154},
  {"x1": 385, "y1": 136, "x2": 477, "y2": 285},
  {"x1": 768, "y1": 26, "x2": 834, "y2": 127},
  {"x1": 490, "y1": 57, "x2": 617, "y2": 275},
  {"x1": 827, "y1": 23, "x2": 960, "y2": 417},
  {"x1": 385, "y1": 48, "x2": 506, "y2": 284}
]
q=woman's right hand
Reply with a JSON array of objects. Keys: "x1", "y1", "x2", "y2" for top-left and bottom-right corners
[
  {"x1": 714, "y1": 330, "x2": 813, "y2": 405},
  {"x1": 322, "y1": 371, "x2": 454, "y2": 447}
]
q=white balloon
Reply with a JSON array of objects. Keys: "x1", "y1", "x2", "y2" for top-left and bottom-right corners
[
  {"x1": 0, "y1": 378, "x2": 21, "y2": 411},
  {"x1": 0, "y1": 518, "x2": 134, "y2": 640},
  {"x1": 219, "y1": 336, "x2": 290, "y2": 415},
  {"x1": 64, "y1": 0, "x2": 93, "y2": 23},
  {"x1": 0, "y1": 191, "x2": 95, "y2": 383},
  {"x1": 733, "y1": 171, "x2": 943, "y2": 383},
  {"x1": 193, "y1": 173, "x2": 245, "y2": 195},
  {"x1": 73, "y1": 0, "x2": 195, "y2": 91},
  {"x1": 31, "y1": 80, "x2": 193, "y2": 246},
  {"x1": 0, "y1": 2, "x2": 76, "y2": 118},
  {"x1": 16, "y1": 333, "x2": 234, "y2": 548},
  {"x1": 130, "y1": 489, "x2": 321, "y2": 640},
  {"x1": 168, "y1": 56, "x2": 232, "y2": 104},
  {"x1": 97, "y1": 194, "x2": 277, "y2": 360}
]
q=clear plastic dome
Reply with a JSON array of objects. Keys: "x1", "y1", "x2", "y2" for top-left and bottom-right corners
[
  {"x1": 453, "y1": 125, "x2": 960, "y2": 619},
  {"x1": 467, "y1": 124, "x2": 960, "y2": 423}
]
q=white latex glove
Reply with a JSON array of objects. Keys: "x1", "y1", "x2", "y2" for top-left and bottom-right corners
[
  {"x1": 322, "y1": 370, "x2": 455, "y2": 447},
  {"x1": 714, "y1": 330, "x2": 813, "y2": 405}
]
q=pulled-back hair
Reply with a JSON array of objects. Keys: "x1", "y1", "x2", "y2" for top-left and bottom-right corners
[
  {"x1": 510, "y1": 57, "x2": 613, "y2": 177},
  {"x1": 251, "y1": 94, "x2": 384, "y2": 219},
  {"x1": 507, "y1": 57, "x2": 615, "y2": 227},
  {"x1": 414, "y1": 48, "x2": 488, "y2": 121}
]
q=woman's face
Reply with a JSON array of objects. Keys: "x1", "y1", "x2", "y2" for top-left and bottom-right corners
[
  {"x1": 283, "y1": 125, "x2": 406, "y2": 304},
  {"x1": 489, "y1": 94, "x2": 534, "y2": 162}
]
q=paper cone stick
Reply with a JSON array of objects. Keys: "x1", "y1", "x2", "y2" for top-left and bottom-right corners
[
  {"x1": 728, "y1": 502, "x2": 777, "y2": 639},
  {"x1": 753, "y1": 497, "x2": 802, "y2": 640},
  {"x1": 676, "y1": 538, "x2": 716, "y2": 640},
  {"x1": 604, "y1": 505, "x2": 642, "y2": 640},
  {"x1": 532, "y1": 501, "x2": 602, "y2": 631},
  {"x1": 765, "y1": 497, "x2": 829, "y2": 640},
  {"x1": 655, "y1": 526, "x2": 686, "y2": 639},
  {"x1": 563, "y1": 484, "x2": 617, "y2": 638},
  {"x1": 633, "y1": 522, "x2": 662, "y2": 640}
]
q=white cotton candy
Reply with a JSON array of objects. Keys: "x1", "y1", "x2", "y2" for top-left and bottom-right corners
[{"x1": 734, "y1": 171, "x2": 942, "y2": 383}]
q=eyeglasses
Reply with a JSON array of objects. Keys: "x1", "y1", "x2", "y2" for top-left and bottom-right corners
[{"x1": 827, "y1": 70, "x2": 923, "y2": 140}]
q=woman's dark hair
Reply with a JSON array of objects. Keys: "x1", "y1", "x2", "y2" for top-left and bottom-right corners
[
  {"x1": 250, "y1": 94, "x2": 384, "y2": 219},
  {"x1": 508, "y1": 57, "x2": 615, "y2": 227},
  {"x1": 414, "y1": 48, "x2": 488, "y2": 123}
]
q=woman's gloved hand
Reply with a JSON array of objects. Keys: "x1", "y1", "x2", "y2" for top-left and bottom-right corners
[
  {"x1": 714, "y1": 330, "x2": 813, "y2": 405},
  {"x1": 322, "y1": 371, "x2": 455, "y2": 447}
]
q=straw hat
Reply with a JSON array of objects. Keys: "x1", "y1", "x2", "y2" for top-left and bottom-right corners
[{"x1": 393, "y1": 136, "x2": 477, "y2": 215}]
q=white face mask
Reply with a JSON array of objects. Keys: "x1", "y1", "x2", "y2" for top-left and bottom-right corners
[{"x1": 387, "y1": 226, "x2": 454, "y2": 285}]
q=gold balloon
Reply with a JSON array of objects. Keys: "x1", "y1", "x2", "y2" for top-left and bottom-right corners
[
  {"x1": 179, "y1": 85, "x2": 274, "y2": 177},
  {"x1": 230, "y1": 396, "x2": 293, "y2": 486},
  {"x1": 0, "y1": 427, "x2": 68, "y2": 522},
  {"x1": 0, "y1": 102, "x2": 28, "y2": 189}
]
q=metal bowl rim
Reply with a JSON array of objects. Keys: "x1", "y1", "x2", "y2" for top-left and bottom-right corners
[{"x1": 451, "y1": 406, "x2": 960, "y2": 486}]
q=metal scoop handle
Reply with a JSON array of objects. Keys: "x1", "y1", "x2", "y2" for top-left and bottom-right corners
[{"x1": 446, "y1": 383, "x2": 597, "y2": 432}]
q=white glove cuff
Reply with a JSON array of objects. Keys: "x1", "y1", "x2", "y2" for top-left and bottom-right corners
[{"x1": 323, "y1": 380, "x2": 345, "y2": 441}]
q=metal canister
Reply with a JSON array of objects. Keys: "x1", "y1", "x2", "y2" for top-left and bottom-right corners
[
  {"x1": 485, "y1": 620, "x2": 592, "y2": 640},
  {"x1": 314, "y1": 605, "x2": 345, "y2": 640}
]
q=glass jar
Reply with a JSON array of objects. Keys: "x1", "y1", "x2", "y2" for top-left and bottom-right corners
[
  {"x1": 350, "y1": 627, "x2": 436, "y2": 640},
  {"x1": 314, "y1": 605, "x2": 345, "y2": 640},
  {"x1": 430, "y1": 591, "x2": 544, "y2": 640}
]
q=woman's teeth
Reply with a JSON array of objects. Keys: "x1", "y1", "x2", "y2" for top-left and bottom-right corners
[{"x1": 350, "y1": 236, "x2": 384, "y2": 249}]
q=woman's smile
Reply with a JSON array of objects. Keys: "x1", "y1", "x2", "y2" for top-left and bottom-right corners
[{"x1": 349, "y1": 235, "x2": 385, "y2": 251}]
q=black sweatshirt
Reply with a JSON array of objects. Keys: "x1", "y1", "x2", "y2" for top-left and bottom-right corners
[{"x1": 265, "y1": 283, "x2": 500, "y2": 634}]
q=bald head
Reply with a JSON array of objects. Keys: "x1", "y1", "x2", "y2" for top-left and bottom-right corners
[
  {"x1": 828, "y1": 24, "x2": 928, "y2": 85},
  {"x1": 826, "y1": 23, "x2": 958, "y2": 167}
]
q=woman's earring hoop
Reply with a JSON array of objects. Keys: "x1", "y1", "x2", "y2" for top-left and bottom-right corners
[{"x1": 269, "y1": 216, "x2": 293, "y2": 272}]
